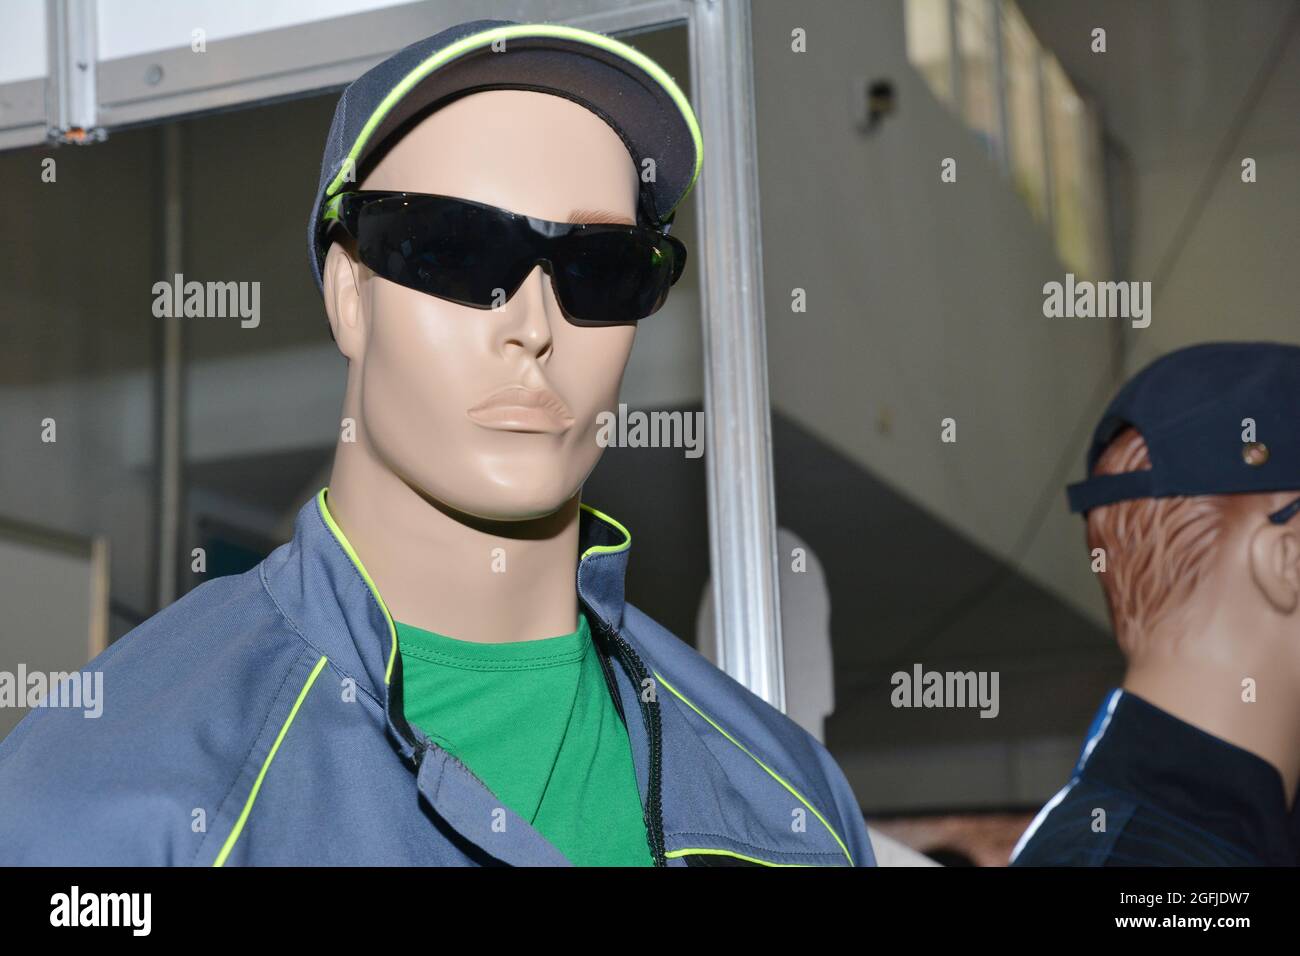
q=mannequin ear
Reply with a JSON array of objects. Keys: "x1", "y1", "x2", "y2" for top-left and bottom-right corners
[
  {"x1": 1248, "y1": 517, "x2": 1300, "y2": 615},
  {"x1": 322, "y1": 240, "x2": 366, "y2": 361}
]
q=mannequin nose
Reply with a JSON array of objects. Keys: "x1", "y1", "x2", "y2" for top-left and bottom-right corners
[{"x1": 502, "y1": 263, "x2": 556, "y2": 355}]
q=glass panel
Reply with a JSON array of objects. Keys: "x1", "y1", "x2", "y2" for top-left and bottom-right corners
[
  {"x1": 905, "y1": 0, "x2": 954, "y2": 107},
  {"x1": 1044, "y1": 54, "x2": 1108, "y2": 278},
  {"x1": 955, "y1": 0, "x2": 999, "y2": 157},
  {"x1": 1001, "y1": 0, "x2": 1048, "y2": 223}
]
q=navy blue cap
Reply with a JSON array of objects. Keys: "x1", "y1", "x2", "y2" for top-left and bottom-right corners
[
  {"x1": 1067, "y1": 342, "x2": 1300, "y2": 514},
  {"x1": 308, "y1": 18, "x2": 703, "y2": 295}
]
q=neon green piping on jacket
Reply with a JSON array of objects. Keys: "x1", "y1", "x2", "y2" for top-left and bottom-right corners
[
  {"x1": 665, "y1": 848, "x2": 813, "y2": 867},
  {"x1": 316, "y1": 488, "x2": 400, "y2": 684},
  {"x1": 318, "y1": 490, "x2": 629, "y2": 681},
  {"x1": 213, "y1": 654, "x2": 329, "y2": 867},
  {"x1": 654, "y1": 671, "x2": 855, "y2": 866},
  {"x1": 579, "y1": 502, "x2": 631, "y2": 559},
  {"x1": 323, "y1": 24, "x2": 705, "y2": 218}
]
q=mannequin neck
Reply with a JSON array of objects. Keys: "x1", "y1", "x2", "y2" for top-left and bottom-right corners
[
  {"x1": 1121, "y1": 609, "x2": 1300, "y2": 809},
  {"x1": 324, "y1": 434, "x2": 582, "y2": 645}
]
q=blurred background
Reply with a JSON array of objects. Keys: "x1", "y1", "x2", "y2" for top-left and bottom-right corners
[{"x1": 1, "y1": 0, "x2": 1296, "y2": 865}]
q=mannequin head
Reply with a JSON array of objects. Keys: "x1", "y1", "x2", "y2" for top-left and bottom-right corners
[
  {"x1": 320, "y1": 89, "x2": 640, "y2": 522},
  {"x1": 1087, "y1": 426, "x2": 1300, "y2": 676}
]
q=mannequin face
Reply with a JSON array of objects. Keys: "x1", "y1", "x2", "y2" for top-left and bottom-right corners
[{"x1": 322, "y1": 89, "x2": 641, "y2": 520}]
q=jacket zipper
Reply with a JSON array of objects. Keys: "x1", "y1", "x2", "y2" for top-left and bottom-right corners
[
  {"x1": 582, "y1": 597, "x2": 667, "y2": 867},
  {"x1": 592, "y1": 624, "x2": 627, "y2": 730}
]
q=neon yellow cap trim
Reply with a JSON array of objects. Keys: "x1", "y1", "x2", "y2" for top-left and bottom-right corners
[{"x1": 323, "y1": 23, "x2": 704, "y2": 222}]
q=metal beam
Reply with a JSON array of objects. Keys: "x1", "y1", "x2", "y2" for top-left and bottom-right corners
[
  {"x1": 45, "y1": 0, "x2": 105, "y2": 144},
  {"x1": 690, "y1": 0, "x2": 785, "y2": 709},
  {"x1": 155, "y1": 123, "x2": 184, "y2": 609}
]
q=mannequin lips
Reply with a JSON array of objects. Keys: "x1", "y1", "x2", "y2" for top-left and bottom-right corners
[{"x1": 466, "y1": 384, "x2": 575, "y2": 434}]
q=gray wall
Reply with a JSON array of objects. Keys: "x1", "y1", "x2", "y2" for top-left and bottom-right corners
[
  {"x1": 748, "y1": 0, "x2": 1300, "y2": 810},
  {"x1": 754, "y1": 0, "x2": 1116, "y2": 635},
  {"x1": 1019, "y1": 0, "x2": 1300, "y2": 372}
]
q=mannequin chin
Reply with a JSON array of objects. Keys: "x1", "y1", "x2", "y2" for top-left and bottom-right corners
[{"x1": 323, "y1": 87, "x2": 639, "y2": 524}]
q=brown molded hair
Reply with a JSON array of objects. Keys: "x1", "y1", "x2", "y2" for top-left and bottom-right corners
[{"x1": 1085, "y1": 426, "x2": 1227, "y2": 656}]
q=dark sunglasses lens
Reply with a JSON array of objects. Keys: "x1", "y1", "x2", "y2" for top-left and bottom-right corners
[
  {"x1": 344, "y1": 194, "x2": 685, "y2": 322},
  {"x1": 355, "y1": 196, "x2": 523, "y2": 306},
  {"x1": 553, "y1": 230, "x2": 681, "y2": 322}
]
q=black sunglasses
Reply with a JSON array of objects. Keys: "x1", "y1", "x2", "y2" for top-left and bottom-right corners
[
  {"x1": 322, "y1": 190, "x2": 687, "y2": 325},
  {"x1": 1269, "y1": 496, "x2": 1300, "y2": 525}
]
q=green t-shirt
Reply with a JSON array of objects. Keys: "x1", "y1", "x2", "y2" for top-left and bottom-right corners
[{"x1": 394, "y1": 609, "x2": 653, "y2": 866}]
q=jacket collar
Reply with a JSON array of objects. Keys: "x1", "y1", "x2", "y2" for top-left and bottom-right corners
[
  {"x1": 262, "y1": 488, "x2": 632, "y2": 714},
  {"x1": 259, "y1": 488, "x2": 639, "y2": 865},
  {"x1": 1078, "y1": 689, "x2": 1297, "y2": 865}
]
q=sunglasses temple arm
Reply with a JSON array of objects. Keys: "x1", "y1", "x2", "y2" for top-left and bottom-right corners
[{"x1": 1268, "y1": 496, "x2": 1300, "y2": 525}]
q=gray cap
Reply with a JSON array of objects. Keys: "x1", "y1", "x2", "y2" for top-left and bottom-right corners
[{"x1": 308, "y1": 18, "x2": 703, "y2": 295}]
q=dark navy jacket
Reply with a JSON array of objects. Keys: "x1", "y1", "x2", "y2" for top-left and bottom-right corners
[
  {"x1": 0, "y1": 491, "x2": 873, "y2": 867},
  {"x1": 1011, "y1": 688, "x2": 1298, "y2": 866}
]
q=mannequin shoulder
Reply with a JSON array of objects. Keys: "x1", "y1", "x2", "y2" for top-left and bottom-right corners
[
  {"x1": 619, "y1": 602, "x2": 875, "y2": 866},
  {"x1": 0, "y1": 567, "x2": 315, "y2": 865},
  {"x1": 620, "y1": 601, "x2": 812, "y2": 748}
]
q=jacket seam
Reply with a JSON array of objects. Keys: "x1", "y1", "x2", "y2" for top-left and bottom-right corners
[
  {"x1": 652, "y1": 667, "x2": 854, "y2": 864},
  {"x1": 212, "y1": 652, "x2": 330, "y2": 867},
  {"x1": 431, "y1": 749, "x2": 448, "y2": 805},
  {"x1": 652, "y1": 677, "x2": 753, "y2": 828},
  {"x1": 191, "y1": 650, "x2": 307, "y2": 866}
]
